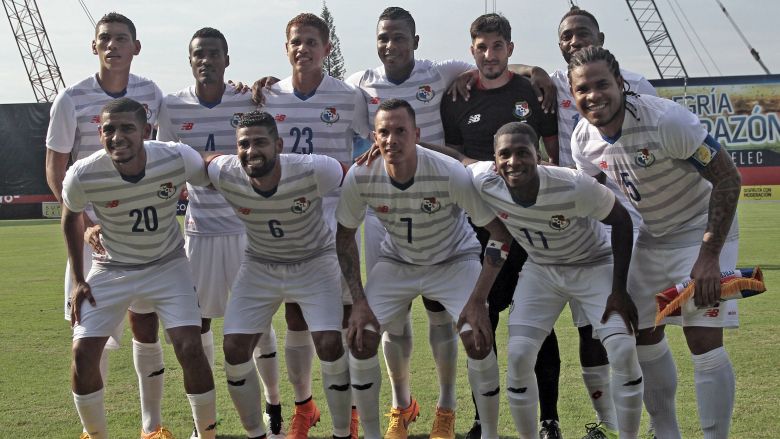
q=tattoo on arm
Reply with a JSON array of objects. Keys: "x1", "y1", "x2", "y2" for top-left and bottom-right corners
[
  {"x1": 698, "y1": 150, "x2": 741, "y2": 252},
  {"x1": 336, "y1": 223, "x2": 365, "y2": 302},
  {"x1": 600, "y1": 200, "x2": 633, "y2": 293}
]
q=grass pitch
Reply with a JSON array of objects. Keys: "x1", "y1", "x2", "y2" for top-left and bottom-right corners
[{"x1": 0, "y1": 203, "x2": 777, "y2": 438}]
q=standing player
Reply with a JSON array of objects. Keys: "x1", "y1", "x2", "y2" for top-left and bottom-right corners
[
  {"x1": 62, "y1": 98, "x2": 217, "y2": 439},
  {"x1": 336, "y1": 99, "x2": 507, "y2": 439},
  {"x1": 438, "y1": 13, "x2": 563, "y2": 439},
  {"x1": 44, "y1": 12, "x2": 169, "y2": 438},
  {"x1": 260, "y1": 13, "x2": 370, "y2": 437},
  {"x1": 209, "y1": 111, "x2": 353, "y2": 439},
  {"x1": 570, "y1": 47, "x2": 741, "y2": 439},
  {"x1": 155, "y1": 27, "x2": 284, "y2": 438}
]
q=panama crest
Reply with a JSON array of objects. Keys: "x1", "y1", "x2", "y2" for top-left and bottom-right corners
[
  {"x1": 421, "y1": 197, "x2": 441, "y2": 214},
  {"x1": 157, "y1": 182, "x2": 177, "y2": 199},
  {"x1": 321, "y1": 107, "x2": 340, "y2": 124},
  {"x1": 416, "y1": 85, "x2": 435, "y2": 102},
  {"x1": 291, "y1": 197, "x2": 311, "y2": 214},
  {"x1": 549, "y1": 214, "x2": 571, "y2": 231},
  {"x1": 513, "y1": 101, "x2": 531, "y2": 119},
  {"x1": 635, "y1": 147, "x2": 656, "y2": 167}
]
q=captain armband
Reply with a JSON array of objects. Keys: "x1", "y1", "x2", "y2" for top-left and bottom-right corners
[{"x1": 485, "y1": 240, "x2": 510, "y2": 262}]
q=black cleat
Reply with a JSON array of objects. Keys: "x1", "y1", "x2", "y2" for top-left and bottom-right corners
[{"x1": 540, "y1": 419, "x2": 563, "y2": 439}]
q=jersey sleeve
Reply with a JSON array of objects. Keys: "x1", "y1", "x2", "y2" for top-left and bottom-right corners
[
  {"x1": 344, "y1": 70, "x2": 364, "y2": 87},
  {"x1": 571, "y1": 123, "x2": 603, "y2": 177},
  {"x1": 335, "y1": 165, "x2": 367, "y2": 229},
  {"x1": 46, "y1": 91, "x2": 77, "y2": 153},
  {"x1": 632, "y1": 77, "x2": 656, "y2": 96},
  {"x1": 206, "y1": 155, "x2": 230, "y2": 190},
  {"x1": 178, "y1": 143, "x2": 209, "y2": 186},
  {"x1": 155, "y1": 96, "x2": 178, "y2": 142},
  {"x1": 658, "y1": 102, "x2": 708, "y2": 160},
  {"x1": 148, "y1": 81, "x2": 164, "y2": 126},
  {"x1": 61, "y1": 166, "x2": 86, "y2": 212},
  {"x1": 349, "y1": 86, "x2": 371, "y2": 139},
  {"x1": 434, "y1": 59, "x2": 476, "y2": 85},
  {"x1": 452, "y1": 163, "x2": 494, "y2": 227},
  {"x1": 313, "y1": 155, "x2": 346, "y2": 194},
  {"x1": 573, "y1": 170, "x2": 616, "y2": 221}
]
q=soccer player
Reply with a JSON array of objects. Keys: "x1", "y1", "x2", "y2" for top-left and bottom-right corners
[
  {"x1": 259, "y1": 12, "x2": 370, "y2": 438},
  {"x1": 155, "y1": 27, "x2": 284, "y2": 438},
  {"x1": 62, "y1": 98, "x2": 216, "y2": 439},
  {"x1": 438, "y1": 13, "x2": 563, "y2": 439},
  {"x1": 44, "y1": 12, "x2": 169, "y2": 438},
  {"x1": 209, "y1": 110, "x2": 352, "y2": 439},
  {"x1": 336, "y1": 99, "x2": 508, "y2": 439},
  {"x1": 570, "y1": 46, "x2": 741, "y2": 439}
]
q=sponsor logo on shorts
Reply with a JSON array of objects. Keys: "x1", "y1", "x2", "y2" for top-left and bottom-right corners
[
  {"x1": 420, "y1": 196, "x2": 441, "y2": 214},
  {"x1": 105, "y1": 199, "x2": 120, "y2": 208},
  {"x1": 635, "y1": 148, "x2": 656, "y2": 167},
  {"x1": 416, "y1": 85, "x2": 435, "y2": 102},
  {"x1": 238, "y1": 207, "x2": 251, "y2": 215},
  {"x1": 157, "y1": 182, "x2": 177, "y2": 199},
  {"x1": 513, "y1": 101, "x2": 531, "y2": 119},
  {"x1": 321, "y1": 107, "x2": 340, "y2": 124},
  {"x1": 592, "y1": 390, "x2": 603, "y2": 399},
  {"x1": 549, "y1": 214, "x2": 571, "y2": 230},
  {"x1": 291, "y1": 196, "x2": 310, "y2": 214},
  {"x1": 704, "y1": 308, "x2": 720, "y2": 318},
  {"x1": 274, "y1": 114, "x2": 286, "y2": 122},
  {"x1": 499, "y1": 211, "x2": 509, "y2": 219},
  {"x1": 230, "y1": 112, "x2": 244, "y2": 128}
]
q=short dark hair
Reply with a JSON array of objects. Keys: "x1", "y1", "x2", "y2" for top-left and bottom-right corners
[
  {"x1": 286, "y1": 13, "x2": 329, "y2": 43},
  {"x1": 190, "y1": 27, "x2": 228, "y2": 54},
  {"x1": 96, "y1": 12, "x2": 136, "y2": 40},
  {"x1": 100, "y1": 97, "x2": 147, "y2": 125},
  {"x1": 470, "y1": 13, "x2": 511, "y2": 41},
  {"x1": 559, "y1": 6, "x2": 599, "y2": 31},
  {"x1": 376, "y1": 98, "x2": 416, "y2": 125},
  {"x1": 567, "y1": 46, "x2": 622, "y2": 86},
  {"x1": 494, "y1": 121, "x2": 539, "y2": 149},
  {"x1": 378, "y1": 7, "x2": 416, "y2": 35},
  {"x1": 237, "y1": 111, "x2": 279, "y2": 139}
]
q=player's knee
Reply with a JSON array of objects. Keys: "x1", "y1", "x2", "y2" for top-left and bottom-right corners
[
  {"x1": 507, "y1": 336, "x2": 542, "y2": 379},
  {"x1": 71, "y1": 340, "x2": 102, "y2": 372},
  {"x1": 170, "y1": 329, "x2": 206, "y2": 365},
  {"x1": 312, "y1": 330, "x2": 344, "y2": 361},
  {"x1": 349, "y1": 329, "x2": 380, "y2": 359},
  {"x1": 129, "y1": 311, "x2": 159, "y2": 343},
  {"x1": 284, "y1": 303, "x2": 308, "y2": 331},
  {"x1": 602, "y1": 333, "x2": 640, "y2": 374},
  {"x1": 460, "y1": 332, "x2": 491, "y2": 360},
  {"x1": 223, "y1": 334, "x2": 254, "y2": 365}
]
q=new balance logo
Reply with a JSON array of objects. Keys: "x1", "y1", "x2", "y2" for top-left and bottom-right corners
[
  {"x1": 329, "y1": 383, "x2": 350, "y2": 391},
  {"x1": 623, "y1": 377, "x2": 643, "y2": 386},
  {"x1": 704, "y1": 308, "x2": 720, "y2": 318},
  {"x1": 467, "y1": 114, "x2": 481, "y2": 124},
  {"x1": 507, "y1": 387, "x2": 527, "y2": 394},
  {"x1": 147, "y1": 368, "x2": 165, "y2": 378},
  {"x1": 181, "y1": 122, "x2": 194, "y2": 130},
  {"x1": 352, "y1": 383, "x2": 373, "y2": 390},
  {"x1": 91, "y1": 115, "x2": 101, "y2": 123},
  {"x1": 482, "y1": 386, "x2": 501, "y2": 396},
  {"x1": 227, "y1": 379, "x2": 246, "y2": 386}
]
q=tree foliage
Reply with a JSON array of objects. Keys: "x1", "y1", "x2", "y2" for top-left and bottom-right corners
[{"x1": 321, "y1": 1, "x2": 346, "y2": 80}]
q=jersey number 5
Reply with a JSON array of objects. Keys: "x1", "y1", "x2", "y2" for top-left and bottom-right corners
[{"x1": 620, "y1": 172, "x2": 642, "y2": 201}]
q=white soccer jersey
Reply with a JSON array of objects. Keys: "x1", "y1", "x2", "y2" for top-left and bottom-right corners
[
  {"x1": 337, "y1": 146, "x2": 491, "y2": 265},
  {"x1": 468, "y1": 161, "x2": 614, "y2": 265},
  {"x1": 551, "y1": 67, "x2": 655, "y2": 168},
  {"x1": 157, "y1": 84, "x2": 256, "y2": 236},
  {"x1": 345, "y1": 59, "x2": 473, "y2": 144},
  {"x1": 62, "y1": 142, "x2": 207, "y2": 267},
  {"x1": 208, "y1": 153, "x2": 344, "y2": 264},
  {"x1": 261, "y1": 75, "x2": 369, "y2": 166},
  {"x1": 47, "y1": 73, "x2": 163, "y2": 161},
  {"x1": 572, "y1": 94, "x2": 732, "y2": 246}
]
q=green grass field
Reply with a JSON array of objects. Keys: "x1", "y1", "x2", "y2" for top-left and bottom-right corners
[{"x1": 0, "y1": 203, "x2": 777, "y2": 438}]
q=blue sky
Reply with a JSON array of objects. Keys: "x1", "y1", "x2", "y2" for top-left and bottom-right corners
[{"x1": 1, "y1": 0, "x2": 778, "y2": 103}]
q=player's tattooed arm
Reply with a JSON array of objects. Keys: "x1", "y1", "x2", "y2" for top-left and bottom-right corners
[
  {"x1": 599, "y1": 199, "x2": 638, "y2": 333},
  {"x1": 691, "y1": 148, "x2": 742, "y2": 306},
  {"x1": 62, "y1": 205, "x2": 95, "y2": 325}
]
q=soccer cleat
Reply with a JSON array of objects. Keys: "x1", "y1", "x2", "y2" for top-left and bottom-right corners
[
  {"x1": 581, "y1": 422, "x2": 617, "y2": 439},
  {"x1": 265, "y1": 403, "x2": 285, "y2": 439},
  {"x1": 540, "y1": 419, "x2": 563, "y2": 439},
  {"x1": 429, "y1": 407, "x2": 455, "y2": 439},
  {"x1": 288, "y1": 399, "x2": 321, "y2": 439},
  {"x1": 350, "y1": 406, "x2": 360, "y2": 439},
  {"x1": 384, "y1": 399, "x2": 420, "y2": 439},
  {"x1": 464, "y1": 421, "x2": 481, "y2": 439},
  {"x1": 141, "y1": 426, "x2": 175, "y2": 439},
  {"x1": 80, "y1": 433, "x2": 91, "y2": 439}
]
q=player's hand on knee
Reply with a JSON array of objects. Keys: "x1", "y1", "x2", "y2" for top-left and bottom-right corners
[
  {"x1": 458, "y1": 298, "x2": 492, "y2": 353},
  {"x1": 690, "y1": 254, "x2": 721, "y2": 308},
  {"x1": 602, "y1": 290, "x2": 638, "y2": 335},
  {"x1": 69, "y1": 281, "x2": 96, "y2": 327},
  {"x1": 84, "y1": 224, "x2": 105, "y2": 254},
  {"x1": 347, "y1": 298, "x2": 379, "y2": 353},
  {"x1": 446, "y1": 69, "x2": 478, "y2": 102}
]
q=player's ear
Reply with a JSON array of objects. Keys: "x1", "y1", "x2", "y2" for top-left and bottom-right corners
[
  {"x1": 133, "y1": 39, "x2": 141, "y2": 56},
  {"x1": 325, "y1": 41, "x2": 333, "y2": 57},
  {"x1": 275, "y1": 137, "x2": 283, "y2": 153},
  {"x1": 597, "y1": 32, "x2": 605, "y2": 47},
  {"x1": 507, "y1": 41, "x2": 514, "y2": 58},
  {"x1": 412, "y1": 35, "x2": 419, "y2": 50},
  {"x1": 92, "y1": 40, "x2": 98, "y2": 55},
  {"x1": 143, "y1": 123, "x2": 152, "y2": 139},
  {"x1": 414, "y1": 127, "x2": 420, "y2": 142},
  {"x1": 225, "y1": 54, "x2": 230, "y2": 68}
]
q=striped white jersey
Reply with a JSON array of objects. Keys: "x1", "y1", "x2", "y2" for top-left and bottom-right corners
[
  {"x1": 157, "y1": 84, "x2": 256, "y2": 236},
  {"x1": 572, "y1": 94, "x2": 737, "y2": 247},
  {"x1": 208, "y1": 154, "x2": 344, "y2": 264},
  {"x1": 261, "y1": 75, "x2": 370, "y2": 166},
  {"x1": 468, "y1": 162, "x2": 615, "y2": 265},
  {"x1": 62, "y1": 142, "x2": 208, "y2": 268},
  {"x1": 345, "y1": 59, "x2": 473, "y2": 144},
  {"x1": 337, "y1": 146, "x2": 492, "y2": 266},
  {"x1": 46, "y1": 73, "x2": 163, "y2": 161}
]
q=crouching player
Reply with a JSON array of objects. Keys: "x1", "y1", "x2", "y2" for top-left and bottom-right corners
[{"x1": 208, "y1": 111, "x2": 353, "y2": 439}]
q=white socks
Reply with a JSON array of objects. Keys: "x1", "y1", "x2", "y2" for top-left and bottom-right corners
[
  {"x1": 187, "y1": 389, "x2": 218, "y2": 439},
  {"x1": 225, "y1": 360, "x2": 265, "y2": 438},
  {"x1": 506, "y1": 336, "x2": 542, "y2": 439},
  {"x1": 602, "y1": 334, "x2": 643, "y2": 438},
  {"x1": 321, "y1": 354, "x2": 352, "y2": 437},
  {"x1": 692, "y1": 346, "x2": 734, "y2": 439},
  {"x1": 381, "y1": 320, "x2": 413, "y2": 408},
  {"x1": 349, "y1": 353, "x2": 382, "y2": 439},
  {"x1": 74, "y1": 388, "x2": 107, "y2": 439},
  {"x1": 581, "y1": 364, "x2": 617, "y2": 429},
  {"x1": 285, "y1": 330, "x2": 314, "y2": 402},
  {"x1": 254, "y1": 327, "x2": 281, "y2": 405},
  {"x1": 637, "y1": 339, "x2": 681, "y2": 439},
  {"x1": 427, "y1": 309, "x2": 458, "y2": 410},
  {"x1": 201, "y1": 330, "x2": 215, "y2": 369},
  {"x1": 132, "y1": 339, "x2": 164, "y2": 434},
  {"x1": 467, "y1": 351, "x2": 500, "y2": 439}
]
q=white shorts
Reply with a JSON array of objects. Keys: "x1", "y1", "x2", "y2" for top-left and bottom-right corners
[
  {"x1": 628, "y1": 239, "x2": 739, "y2": 330},
  {"x1": 365, "y1": 259, "x2": 480, "y2": 335},
  {"x1": 72, "y1": 257, "x2": 201, "y2": 341},
  {"x1": 185, "y1": 233, "x2": 247, "y2": 318},
  {"x1": 224, "y1": 253, "x2": 344, "y2": 334},
  {"x1": 509, "y1": 262, "x2": 630, "y2": 339}
]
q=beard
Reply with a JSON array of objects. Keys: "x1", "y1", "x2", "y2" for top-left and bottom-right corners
[{"x1": 243, "y1": 154, "x2": 277, "y2": 178}]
